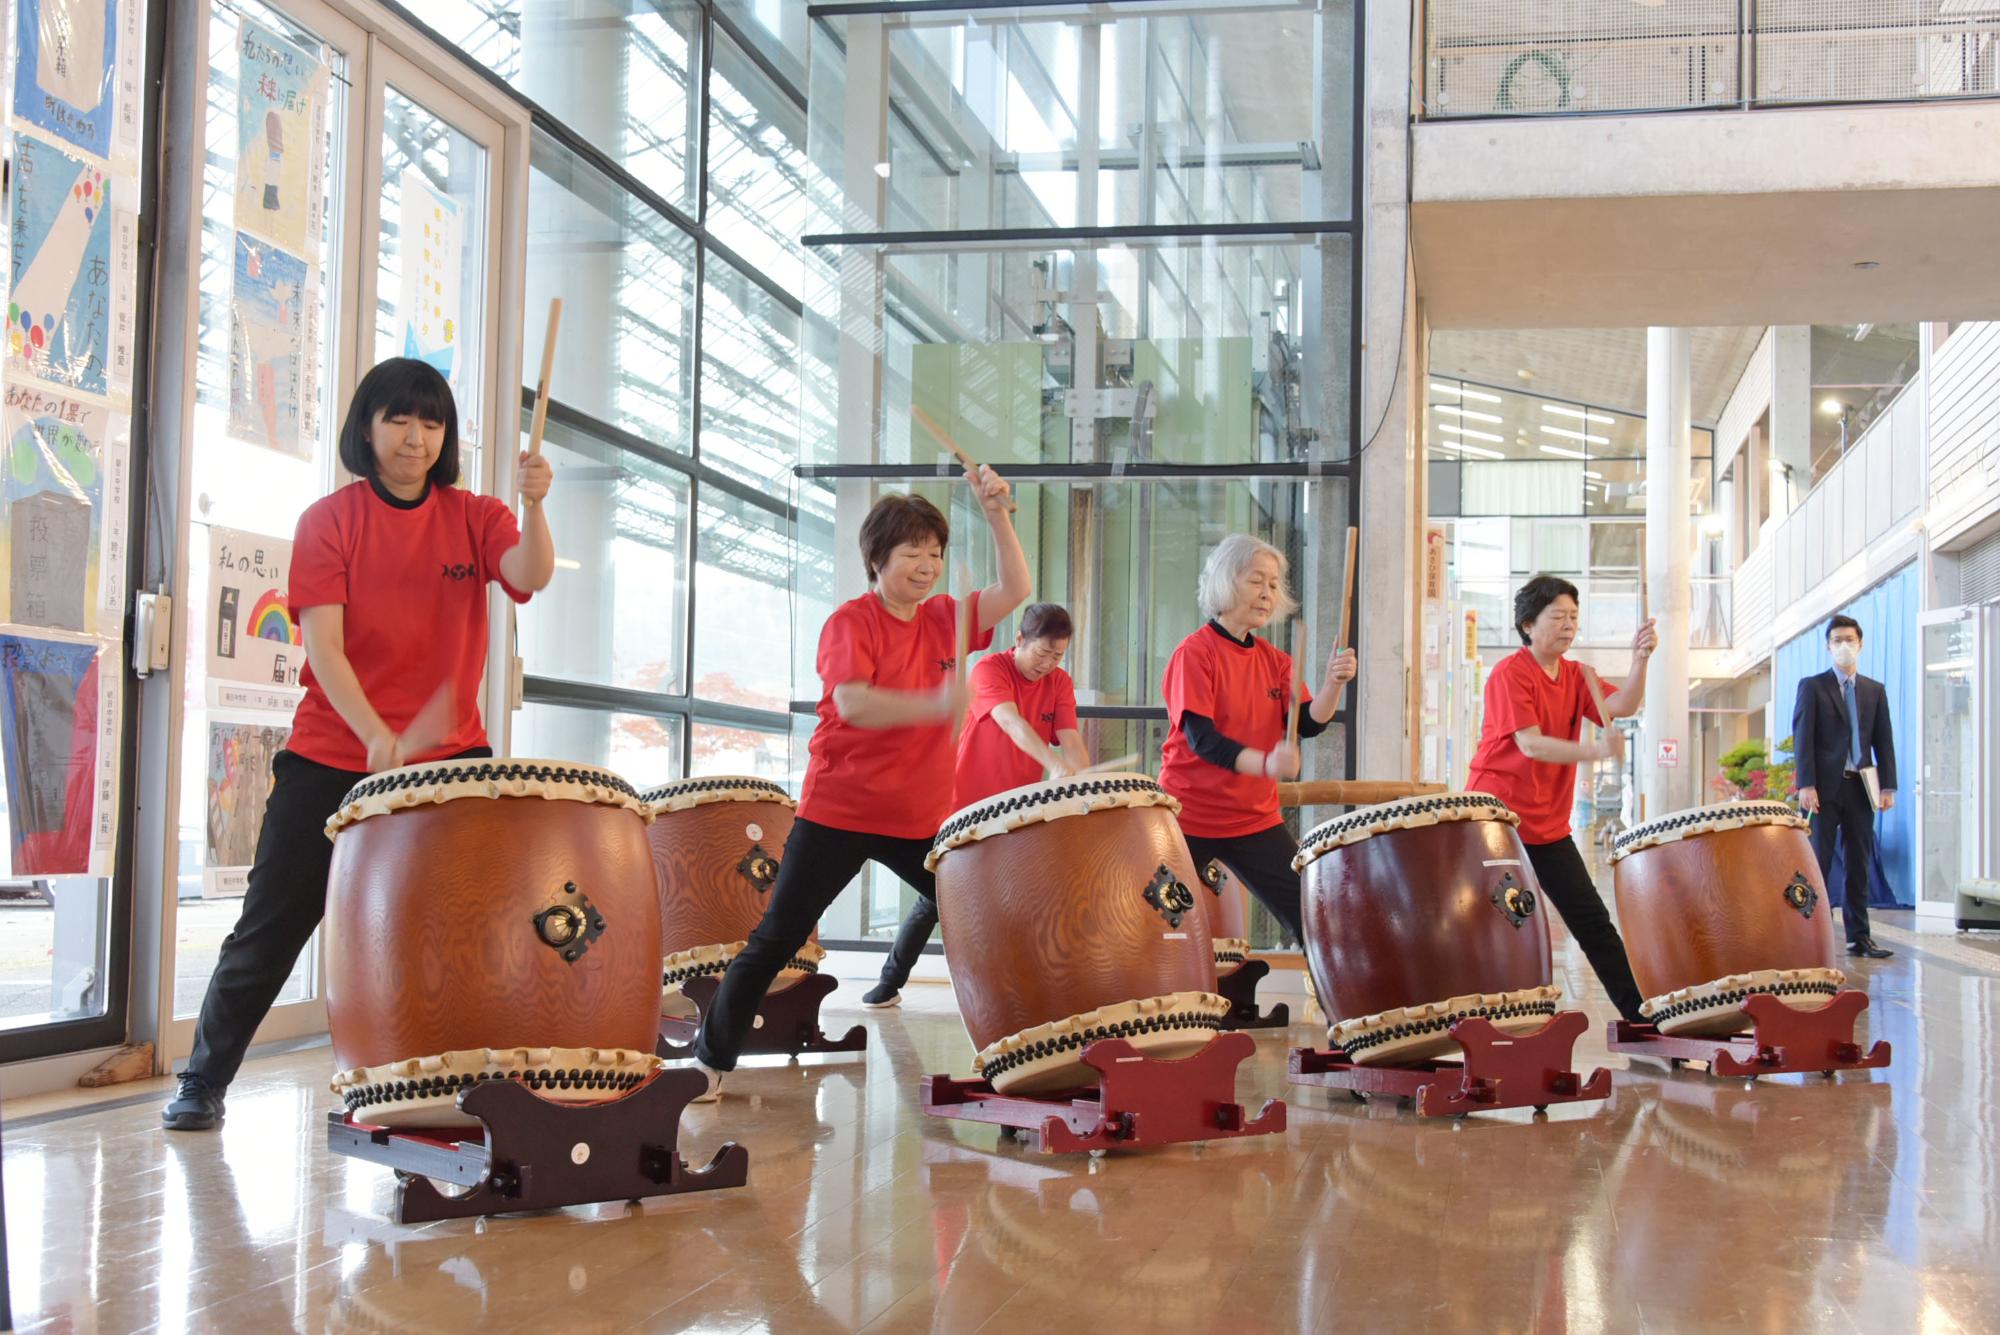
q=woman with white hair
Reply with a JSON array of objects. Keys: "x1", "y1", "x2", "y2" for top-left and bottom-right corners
[{"x1": 1157, "y1": 534, "x2": 1356, "y2": 942}]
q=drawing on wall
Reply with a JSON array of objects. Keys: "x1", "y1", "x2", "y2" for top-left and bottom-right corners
[
  {"x1": 0, "y1": 633, "x2": 100, "y2": 876},
  {"x1": 206, "y1": 525, "x2": 305, "y2": 690},
  {"x1": 233, "y1": 18, "x2": 328, "y2": 256},
  {"x1": 226, "y1": 232, "x2": 310, "y2": 457},
  {"x1": 1, "y1": 383, "x2": 109, "y2": 634},
  {"x1": 8, "y1": 135, "x2": 113, "y2": 395},
  {"x1": 204, "y1": 718, "x2": 287, "y2": 896},
  {"x1": 396, "y1": 167, "x2": 463, "y2": 390},
  {"x1": 12, "y1": 0, "x2": 121, "y2": 160}
]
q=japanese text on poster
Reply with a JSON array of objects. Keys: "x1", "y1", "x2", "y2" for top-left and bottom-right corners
[
  {"x1": 396, "y1": 167, "x2": 463, "y2": 395},
  {"x1": 233, "y1": 19, "x2": 328, "y2": 257},
  {"x1": 205, "y1": 524, "x2": 306, "y2": 691}
]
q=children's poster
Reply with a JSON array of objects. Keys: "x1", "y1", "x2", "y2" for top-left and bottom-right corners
[
  {"x1": 206, "y1": 524, "x2": 305, "y2": 691},
  {"x1": 12, "y1": 0, "x2": 121, "y2": 161},
  {"x1": 204, "y1": 717, "x2": 287, "y2": 896},
  {"x1": 396, "y1": 167, "x2": 462, "y2": 390},
  {"x1": 0, "y1": 631, "x2": 100, "y2": 876},
  {"x1": 227, "y1": 232, "x2": 310, "y2": 457},
  {"x1": 8, "y1": 134, "x2": 113, "y2": 396},
  {"x1": 233, "y1": 19, "x2": 328, "y2": 257},
  {"x1": 0, "y1": 381, "x2": 116, "y2": 634}
]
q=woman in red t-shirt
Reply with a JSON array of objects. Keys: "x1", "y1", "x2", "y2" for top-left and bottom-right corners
[
  {"x1": 861, "y1": 601, "x2": 1088, "y2": 1008},
  {"x1": 1158, "y1": 535, "x2": 1356, "y2": 945},
  {"x1": 1464, "y1": 574, "x2": 1656, "y2": 1022},
  {"x1": 692, "y1": 473, "x2": 1029, "y2": 1097},
  {"x1": 164, "y1": 359, "x2": 555, "y2": 1132}
]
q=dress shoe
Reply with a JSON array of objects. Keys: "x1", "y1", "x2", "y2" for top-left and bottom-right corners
[
  {"x1": 161, "y1": 1073, "x2": 226, "y2": 1131},
  {"x1": 1847, "y1": 938, "x2": 1893, "y2": 959}
]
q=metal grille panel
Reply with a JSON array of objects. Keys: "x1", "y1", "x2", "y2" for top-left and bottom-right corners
[
  {"x1": 1754, "y1": 1, "x2": 2000, "y2": 103},
  {"x1": 1427, "y1": 0, "x2": 1743, "y2": 115}
]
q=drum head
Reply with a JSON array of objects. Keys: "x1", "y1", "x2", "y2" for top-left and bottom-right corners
[
  {"x1": 326, "y1": 757, "x2": 647, "y2": 837},
  {"x1": 1610, "y1": 801, "x2": 1808, "y2": 863},
  {"x1": 643, "y1": 775, "x2": 795, "y2": 815},
  {"x1": 926, "y1": 772, "x2": 1179, "y2": 870},
  {"x1": 1293, "y1": 791, "x2": 1516, "y2": 872}
]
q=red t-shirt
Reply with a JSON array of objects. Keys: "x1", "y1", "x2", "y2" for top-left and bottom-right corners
[
  {"x1": 1158, "y1": 624, "x2": 1309, "y2": 839},
  {"x1": 796, "y1": 591, "x2": 994, "y2": 839},
  {"x1": 1465, "y1": 648, "x2": 1607, "y2": 845},
  {"x1": 949, "y1": 651, "x2": 1079, "y2": 813},
  {"x1": 286, "y1": 480, "x2": 529, "y2": 771}
]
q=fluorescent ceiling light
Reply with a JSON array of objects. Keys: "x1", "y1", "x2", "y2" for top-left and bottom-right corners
[
  {"x1": 1539, "y1": 444, "x2": 1589, "y2": 460},
  {"x1": 1819, "y1": 398, "x2": 1845, "y2": 415},
  {"x1": 1458, "y1": 387, "x2": 1503, "y2": 403},
  {"x1": 1541, "y1": 425, "x2": 1609, "y2": 445},
  {"x1": 1542, "y1": 404, "x2": 1615, "y2": 425},
  {"x1": 1429, "y1": 382, "x2": 1461, "y2": 395},
  {"x1": 1439, "y1": 423, "x2": 1504, "y2": 443},
  {"x1": 1437, "y1": 405, "x2": 1502, "y2": 424},
  {"x1": 1583, "y1": 470, "x2": 1603, "y2": 479}
]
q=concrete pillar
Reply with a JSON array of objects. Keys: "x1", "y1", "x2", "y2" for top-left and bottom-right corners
[
  {"x1": 1768, "y1": 325, "x2": 1812, "y2": 516},
  {"x1": 1642, "y1": 327, "x2": 1694, "y2": 818}
]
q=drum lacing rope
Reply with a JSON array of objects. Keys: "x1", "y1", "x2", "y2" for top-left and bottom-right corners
[
  {"x1": 978, "y1": 1006, "x2": 1225, "y2": 1082},
  {"x1": 1613, "y1": 801, "x2": 1802, "y2": 856},
  {"x1": 1339, "y1": 994, "x2": 1560, "y2": 1057},
  {"x1": 1643, "y1": 975, "x2": 1841, "y2": 1025},
  {"x1": 662, "y1": 952, "x2": 819, "y2": 988},
  {"x1": 1298, "y1": 794, "x2": 1514, "y2": 859},
  {"x1": 642, "y1": 777, "x2": 792, "y2": 805},
  {"x1": 340, "y1": 1065, "x2": 651, "y2": 1113},
  {"x1": 337, "y1": 761, "x2": 642, "y2": 809},
  {"x1": 935, "y1": 777, "x2": 1167, "y2": 846}
]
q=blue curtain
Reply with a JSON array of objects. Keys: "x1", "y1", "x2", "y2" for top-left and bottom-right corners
[{"x1": 1772, "y1": 563, "x2": 1917, "y2": 909}]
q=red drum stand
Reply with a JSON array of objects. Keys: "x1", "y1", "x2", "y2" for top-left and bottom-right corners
[
  {"x1": 656, "y1": 973, "x2": 867, "y2": 1061},
  {"x1": 921, "y1": 1031, "x2": 1285, "y2": 1155},
  {"x1": 1288, "y1": 1011, "x2": 1612, "y2": 1118},
  {"x1": 326, "y1": 1068, "x2": 748, "y2": 1224},
  {"x1": 1606, "y1": 989, "x2": 1891, "y2": 1079},
  {"x1": 1214, "y1": 959, "x2": 1292, "y2": 1030}
]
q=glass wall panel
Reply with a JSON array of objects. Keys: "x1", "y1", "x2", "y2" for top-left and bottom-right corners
[
  {"x1": 515, "y1": 703, "x2": 684, "y2": 790},
  {"x1": 691, "y1": 718, "x2": 791, "y2": 781},
  {"x1": 700, "y1": 258, "x2": 799, "y2": 491},
  {"x1": 708, "y1": 31, "x2": 812, "y2": 299}
]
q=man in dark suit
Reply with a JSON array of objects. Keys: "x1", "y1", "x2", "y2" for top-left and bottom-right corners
[{"x1": 1792, "y1": 614, "x2": 1895, "y2": 958}]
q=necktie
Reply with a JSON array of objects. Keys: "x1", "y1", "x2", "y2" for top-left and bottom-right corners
[{"x1": 1843, "y1": 676, "x2": 1861, "y2": 770}]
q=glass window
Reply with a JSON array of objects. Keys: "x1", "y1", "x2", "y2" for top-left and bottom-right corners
[
  {"x1": 806, "y1": 0, "x2": 1354, "y2": 234},
  {"x1": 716, "y1": 0, "x2": 809, "y2": 93},
  {"x1": 525, "y1": 131, "x2": 697, "y2": 453},
  {"x1": 694, "y1": 489, "x2": 792, "y2": 715},
  {"x1": 1807, "y1": 323, "x2": 1919, "y2": 482},
  {"x1": 516, "y1": 411, "x2": 692, "y2": 696},
  {"x1": 515, "y1": 702, "x2": 683, "y2": 791},
  {"x1": 419, "y1": 0, "x2": 701, "y2": 214},
  {"x1": 699, "y1": 258, "x2": 799, "y2": 491},
  {"x1": 708, "y1": 31, "x2": 811, "y2": 299},
  {"x1": 691, "y1": 718, "x2": 791, "y2": 781}
]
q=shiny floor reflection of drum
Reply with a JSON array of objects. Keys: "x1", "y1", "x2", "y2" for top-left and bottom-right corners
[
  {"x1": 324, "y1": 758, "x2": 663, "y2": 1128},
  {"x1": 1611, "y1": 801, "x2": 1844, "y2": 1036},
  {"x1": 928, "y1": 774, "x2": 1226, "y2": 1095},
  {"x1": 642, "y1": 776, "x2": 821, "y2": 1008},
  {"x1": 1294, "y1": 793, "x2": 1560, "y2": 1065}
]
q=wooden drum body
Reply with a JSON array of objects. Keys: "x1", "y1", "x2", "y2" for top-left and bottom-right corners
[
  {"x1": 324, "y1": 759, "x2": 662, "y2": 1128},
  {"x1": 642, "y1": 777, "x2": 820, "y2": 1005},
  {"x1": 928, "y1": 774, "x2": 1226, "y2": 1095},
  {"x1": 1294, "y1": 794, "x2": 1559, "y2": 1066},
  {"x1": 1197, "y1": 858, "x2": 1253, "y2": 970},
  {"x1": 1611, "y1": 802, "x2": 1843, "y2": 1036}
]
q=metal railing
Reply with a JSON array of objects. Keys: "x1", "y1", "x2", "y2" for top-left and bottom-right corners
[
  {"x1": 1425, "y1": 2, "x2": 2000, "y2": 118},
  {"x1": 1455, "y1": 574, "x2": 1731, "y2": 650}
]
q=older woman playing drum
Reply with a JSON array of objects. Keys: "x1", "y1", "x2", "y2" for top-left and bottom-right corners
[
  {"x1": 690, "y1": 474, "x2": 1030, "y2": 1098},
  {"x1": 862, "y1": 602, "x2": 1090, "y2": 1008},
  {"x1": 1158, "y1": 535, "x2": 1356, "y2": 944},
  {"x1": 1464, "y1": 574, "x2": 1656, "y2": 1023}
]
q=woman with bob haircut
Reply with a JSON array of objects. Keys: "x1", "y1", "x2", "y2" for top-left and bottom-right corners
[
  {"x1": 1464, "y1": 574, "x2": 1655, "y2": 1022},
  {"x1": 859, "y1": 600, "x2": 1091, "y2": 1009},
  {"x1": 163, "y1": 357, "x2": 556, "y2": 1132},
  {"x1": 1157, "y1": 533, "x2": 1356, "y2": 943},
  {"x1": 691, "y1": 464, "x2": 1029, "y2": 1098}
]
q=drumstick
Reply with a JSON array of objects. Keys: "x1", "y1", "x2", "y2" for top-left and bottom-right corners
[
  {"x1": 1581, "y1": 664, "x2": 1613, "y2": 741},
  {"x1": 951, "y1": 563, "x2": 974, "y2": 742},
  {"x1": 1077, "y1": 752, "x2": 1140, "y2": 775},
  {"x1": 395, "y1": 682, "x2": 456, "y2": 762},
  {"x1": 1286, "y1": 619, "x2": 1305, "y2": 752},
  {"x1": 1336, "y1": 526, "x2": 1358, "y2": 649},
  {"x1": 913, "y1": 404, "x2": 1018, "y2": 514},
  {"x1": 526, "y1": 298, "x2": 563, "y2": 462}
]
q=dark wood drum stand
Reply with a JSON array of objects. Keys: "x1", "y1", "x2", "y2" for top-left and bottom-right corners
[
  {"x1": 1213, "y1": 958, "x2": 1292, "y2": 1031},
  {"x1": 1288, "y1": 1011, "x2": 1612, "y2": 1118},
  {"x1": 1606, "y1": 990, "x2": 1892, "y2": 1080},
  {"x1": 655, "y1": 973, "x2": 866, "y2": 1060},
  {"x1": 920, "y1": 1031, "x2": 1285, "y2": 1155},
  {"x1": 326, "y1": 1067, "x2": 748, "y2": 1224}
]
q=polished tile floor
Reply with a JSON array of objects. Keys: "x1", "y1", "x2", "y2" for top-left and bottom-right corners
[{"x1": 5, "y1": 913, "x2": 1996, "y2": 1334}]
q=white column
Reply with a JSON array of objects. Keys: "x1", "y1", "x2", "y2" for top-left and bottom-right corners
[
  {"x1": 1643, "y1": 327, "x2": 1694, "y2": 818},
  {"x1": 832, "y1": 18, "x2": 890, "y2": 606},
  {"x1": 1767, "y1": 325, "x2": 1813, "y2": 517}
]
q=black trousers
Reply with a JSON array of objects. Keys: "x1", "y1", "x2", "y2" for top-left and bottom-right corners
[
  {"x1": 1183, "y1": 824, "x2": 1304, "y2": 947},
  {"x1": 696, "y1": 816, "x2": 935, "y2": 1071},
  {"x1": 1523, "y1": 837, "x2": 1647, "y2": 1023},
  {"x1": 1811, "y1": 774, "x2": 1877, "y2": 944},
  {"x1": 184, "y1": 746, "x2": 490, "y2": 1090}
]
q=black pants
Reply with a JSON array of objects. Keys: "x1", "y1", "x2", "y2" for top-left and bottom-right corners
[
  {"x1": 1183, "y1": 824, "x2": 1304, "y2": 947},
  {"x1": 696, "y1": 816, "x2": 935, "y2": 1071},
  {"x1": 1811, "y1": 774, "x2": 1877, "y2": 945},
  {"x1": 1523, "y1": 837, "x2": 1646, "y2": 1023},
  {"x1": 184, "y1": 746, "x2": 490, "y2": 1090},
  {"x1": 876, "y1": 895, "x2": 939, "y2": 991}
]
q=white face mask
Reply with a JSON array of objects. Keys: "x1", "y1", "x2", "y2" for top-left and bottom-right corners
[{"x1": 1831, "y1": 642, "x2": 1859, "y2": 671}]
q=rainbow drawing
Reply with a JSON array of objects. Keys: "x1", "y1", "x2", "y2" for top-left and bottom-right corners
[{"x1": 247, "y1": 590, "x2": 300, "y2": 645}]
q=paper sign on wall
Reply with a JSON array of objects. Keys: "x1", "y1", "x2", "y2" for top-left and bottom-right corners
[{"x1": 206, "y1": 524, "x2": 306, "y2": 690}]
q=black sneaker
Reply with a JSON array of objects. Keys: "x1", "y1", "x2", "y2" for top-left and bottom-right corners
[
  {"x1": 161, "y1": 1073, "x2": 226, "y2": 1131},
  {"x1": 861, "y1": 983, "x2": 901, "y2": 1008},
  {"x1": 1847, "y1": 938, "x2": 1893, "y2": 959}
]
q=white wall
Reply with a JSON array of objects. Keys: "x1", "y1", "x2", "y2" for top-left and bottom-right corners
[{"x1": 1927, "y1": 322, "x2": 2000, "y2": 551}]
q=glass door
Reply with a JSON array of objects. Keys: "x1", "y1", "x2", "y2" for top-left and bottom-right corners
[
  {"x1": 161, "y1": 0, "x2": 513, "y2": 1065},
  {"x1": 1917, "y1": 607, "x2": 1997, "y2": 921}
]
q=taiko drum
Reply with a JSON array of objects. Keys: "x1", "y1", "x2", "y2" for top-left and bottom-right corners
[
  {"x1": 1611, "y1": 801, "x2": 1843, "y2": 1036},
  {"x1": 324, "y1": 758, "x2": 662, "y2": 1128},
  {"x1": 927, "y1": 774, "x2": 1226, "y2": 1095},
  {"x1": 1197, "y1": 857, "x2": 1254, "y2": 971},
  {"x1": 1293, "y1": 792, "x2": 1559, "y2": 1065},
  {"x1": 641, "y1": 776, "x2": 820, "y2": 1003}
]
